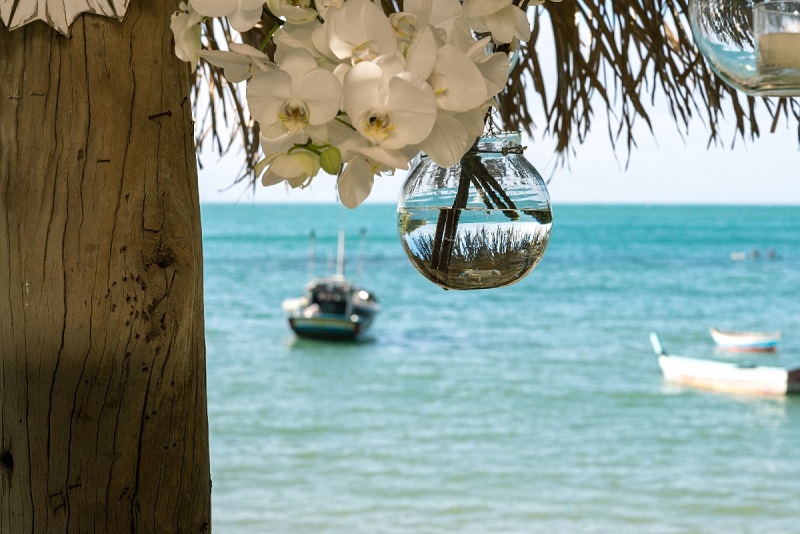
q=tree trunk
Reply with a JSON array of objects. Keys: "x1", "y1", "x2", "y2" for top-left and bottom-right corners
[{"x1": 0, "y1": 3, "x2": 211, "y2": 532}]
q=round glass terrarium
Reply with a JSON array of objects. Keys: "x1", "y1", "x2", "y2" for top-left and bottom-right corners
[
  {"x1": 689, "y1": 0, "x2": 800, "y2": 96},
  {"x1": 397, "y1": 132, "x2": 552, "y2": 291}
]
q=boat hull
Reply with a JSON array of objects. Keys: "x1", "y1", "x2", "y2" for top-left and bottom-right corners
[
  {"x1": 283, "y1": 274, "x2": 379, "y2": 342},
  {"x1": 651, "y1": 332, "x2": 800, "y2": 396},
  {"x1": 709, "y1": 327, "x2": 781, "y2": 352},
  {"x1": 658, "y1": 355, "x2": 800, "y2": 396},
  {"x1": 289, "y1": 315, "x2": 373, "y2": 341}
]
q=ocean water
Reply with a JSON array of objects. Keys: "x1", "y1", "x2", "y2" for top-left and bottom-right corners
[{"x1": 201, "y1": 203, "x2": 800, "y2": 533}]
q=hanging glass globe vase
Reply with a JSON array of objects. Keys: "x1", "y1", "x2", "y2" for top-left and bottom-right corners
[
  {"x1": 397, "y1": 132, "x2": 553, "y2": 291},
  {"x1": 689, "y1": 0, "x2": 800, "y2": 96}
]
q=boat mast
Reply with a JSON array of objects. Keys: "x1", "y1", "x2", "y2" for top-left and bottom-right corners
[
  {"x1": 336, "y1": 228, "x2": 346, "y2": 277},
  {"x1": 358, "y1": 227, "x2": 366, "y2": 284},
  {"x1": 308, "y1": 229, "x2": 316, "y2": 281}
]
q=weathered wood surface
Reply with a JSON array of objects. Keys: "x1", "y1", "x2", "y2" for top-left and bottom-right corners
[{"x1": 0, "y1": 3, "x2": 211, "y2": 531}]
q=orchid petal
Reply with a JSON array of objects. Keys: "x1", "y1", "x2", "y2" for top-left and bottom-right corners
[
  {"x1": 274, "y1": 23, "x2": 326, "y2": 64},
  {"x1": 280, "y1": 48, "x2": 323, "y2": 92},
  {"x1": 338, "y1": 157, "x2": 375, "y2": 208},
  {"x1": 406, "y1": 0, "x2": 462, "y2": 40},
  {"x1": 199, "y1": 44, "x2": 275, "y2": 83},
  {"x1": 417, "y1": 113, "x2": 471, "y2": 167},
  {"x1": 342, "y1": 62, "x2": 384, "y2": 125},
  {"x1": 269, "y1": 151, "x2": 320, "y2": 180},
  {"x1": 265, "y1": 0, "x2": 318, "y2": 25},
  {"x1": 475, "y1": 52, "x2": 510, "y2": 97},
  {"x1": 171, "y1": 9, "x2": 202, "y2": 70},
  {"x1": 347, "y1": 143, "x2": 412, "y2": 170},
  {"x1": 300, "y1": 70, "x2": 343, "y2": 125},
  {"x1": 261, "y1": 171, "x2": 288, "y2": 187},
  {"x1": 431, "y1": 45, "x2": 488, "y2": 112},
  {"x1": 462, "y1": 0, "x2": 512, "y2": 18},
  {"x1": 227, "y1": 6, "x2": 264, "y2": 33},
  {"x1": 383, "y1": 74, "x2": 437, "y2": 147},
  {"x1": 189, "y1": 0, "x2": 233, "y2": 17},
  {"x1": 247, "y1": 70, "x2": 293, "y2": 126},
  {"x1": 259, "y1": 132, "x2": 309, "y2": 156},
  {"x1": 405, "y1": 26, "x2": 437, "y2": 80},
  {"x1": 481, "y1": 6, "x2": 532, "y2": 44}
]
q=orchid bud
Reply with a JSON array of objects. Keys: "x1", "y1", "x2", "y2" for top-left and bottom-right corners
[{"x1": 320, "y1": 147, "x2": 343, "y2": 175}]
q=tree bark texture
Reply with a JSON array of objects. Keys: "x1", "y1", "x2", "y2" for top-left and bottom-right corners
[{"x1": 0, "y1": 3, "x2": 211, "y2": 532}]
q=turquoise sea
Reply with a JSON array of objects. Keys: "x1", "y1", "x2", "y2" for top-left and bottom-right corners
[{"x1": 202, "y1": 203, "x2": 800, "y2": 533}]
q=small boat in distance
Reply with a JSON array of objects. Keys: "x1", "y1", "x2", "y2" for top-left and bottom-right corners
[
  {"x1": 709, "y1": 326, "x2": 782, "y2": 352},
  {"x1": 282, "y1": 229, "x2": 379, "y2": 341},
  {"x1": 649, "y1": 333, "x2": 800, "y2": 396}
]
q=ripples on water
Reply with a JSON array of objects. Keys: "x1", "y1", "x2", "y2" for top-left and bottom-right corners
[{"x1": 202, "y1": 204, "x2": 800, "y2": 533}]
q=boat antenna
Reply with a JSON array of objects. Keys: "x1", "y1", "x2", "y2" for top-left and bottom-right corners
[
  {"x1": 336, "y1": 227, "x2": 346, "y2": 277},
  {"x1": 308, "y1": 229, "x2": 316, "y2": 281},
  {"x1": 358, "y1": 227, "x2": 366, "y2": 284}
]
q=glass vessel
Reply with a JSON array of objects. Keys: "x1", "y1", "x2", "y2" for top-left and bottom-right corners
[
  {"x1": 689, "y1": 0, "x2": 800, "y2": 96},
  {"x1": 397, "y1": 132, "x2": 552, "y2": 291}
]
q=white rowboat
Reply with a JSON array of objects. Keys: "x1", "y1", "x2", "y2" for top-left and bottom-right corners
[
  {"x1": 650, "y1": 333, "x2": 800, "y2": 396},
  {"x1": 709, "y1": 326, "x2": 782, "y2": 352}
]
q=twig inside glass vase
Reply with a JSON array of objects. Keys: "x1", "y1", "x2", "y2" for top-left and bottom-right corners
[{"x1": 427, "y1": 146, "x2": 519, "y2": 281}]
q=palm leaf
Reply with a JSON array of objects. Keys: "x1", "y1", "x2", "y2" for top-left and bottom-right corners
[{"x1": 192, "y1": 1, "x2": 800, "y2": 186}]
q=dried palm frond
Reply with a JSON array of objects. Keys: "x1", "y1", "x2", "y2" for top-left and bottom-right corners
[{"x1": 191, "y1": 0, "x2": 800, "y2": 188}]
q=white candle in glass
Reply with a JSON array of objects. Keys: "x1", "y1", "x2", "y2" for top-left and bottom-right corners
[
  {"x1": 755, "y1": 2, "x2": 800, "y2": 73},
  {"x1": 758, "y1": 33, "x2": 800, "y2": 70}
]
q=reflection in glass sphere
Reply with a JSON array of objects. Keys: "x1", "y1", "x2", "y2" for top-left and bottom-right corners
[{"x1": 397, "y1": 132, "x2": 552, "y2": 291}]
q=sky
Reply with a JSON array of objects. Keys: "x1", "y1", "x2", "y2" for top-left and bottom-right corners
[{"x1": 198, "y1": 108, "x2": 800, "y2": 205}]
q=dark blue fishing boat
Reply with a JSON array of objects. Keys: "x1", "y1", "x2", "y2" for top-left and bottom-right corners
[{"x1": 282, "y1": 229, "x2": 379, "y2": 341}]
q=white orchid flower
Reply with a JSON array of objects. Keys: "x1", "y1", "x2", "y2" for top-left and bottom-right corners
[
  {"x1": 171, "y1": 3, "x2": 204, "y2": 71},
  {"x1": 343, "y1": 57, "x2": 437, "y2": 151},
  {"x1": 265, "y1": 0, "x2": 318, "y2": 25},
  {"x1": 189, "y1": 0, "x2": 264, "y2": 32},
  {"x1": 259, "y1": 150, "x2": 322, "y2": 188},
  {"x1": 462, "y1": 0, "x2": 532, "y2": 44},
  {"x1": 199, "y1": 43, "x2": 276, "y2": 83},
  {"x1": 256, "y1": 132, "x2": 322, "y2": 188},
  {"x1": 323, "y1": 0, "x2": 397, "y2": 64},
  {"x1": 247, "y1": 48, "x2": 343, "y2": 139}
]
